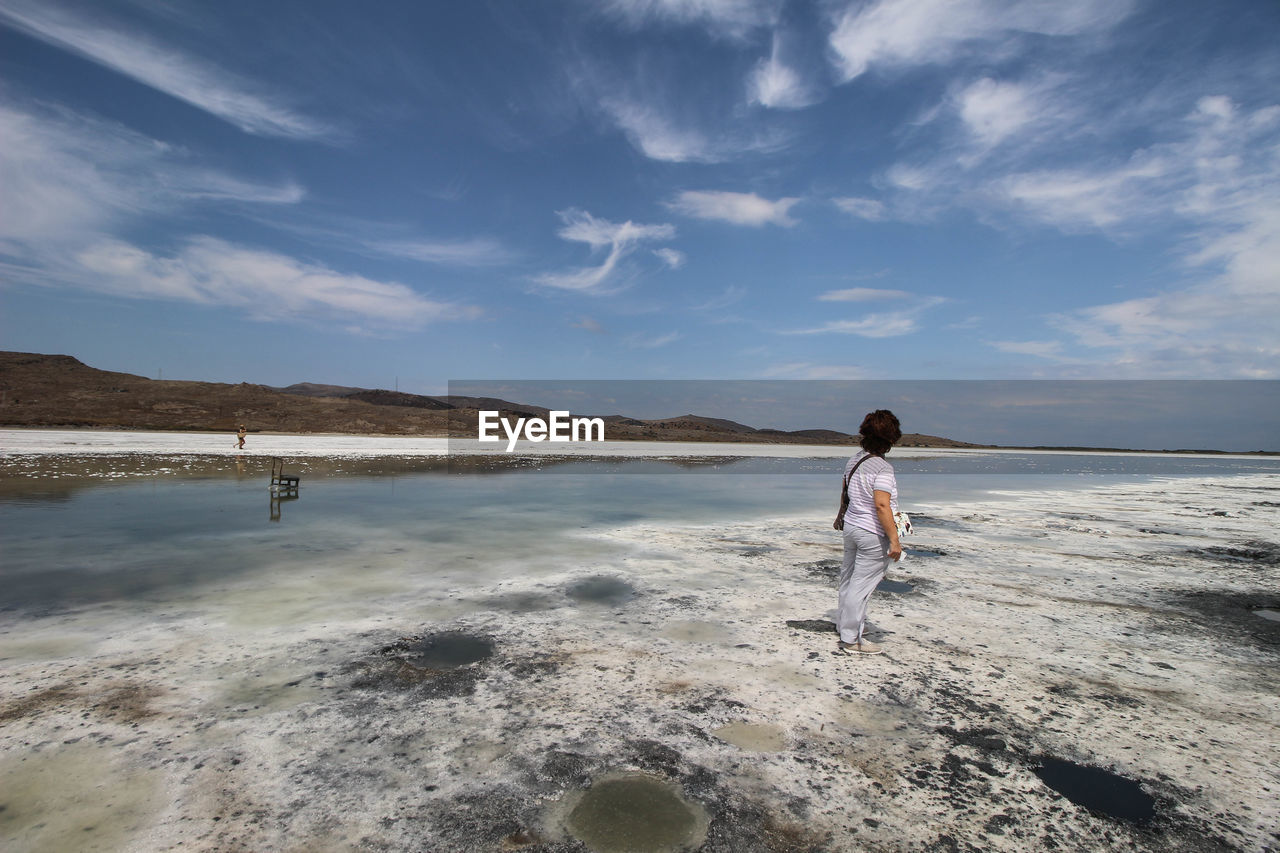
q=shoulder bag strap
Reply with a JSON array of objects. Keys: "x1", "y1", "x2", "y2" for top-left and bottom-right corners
[{"x1": 835, "y1": 454, "x2": 871, "y2": 527}]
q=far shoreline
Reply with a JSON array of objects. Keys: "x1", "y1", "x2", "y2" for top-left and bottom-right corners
[{"x1": 1, "y1": 426, "x2": 1276, "y2": 458}]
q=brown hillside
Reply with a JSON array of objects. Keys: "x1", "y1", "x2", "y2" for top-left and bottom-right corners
[
  {"x1": 0, "y1": 352, "x2": 980, "y2": 447},
  {"x1": 0, "y1": 352, "x2": 453, "y2": 435}
]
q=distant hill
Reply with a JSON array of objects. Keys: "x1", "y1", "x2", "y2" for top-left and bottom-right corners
[{"x1": 0, "y1": 352, "x2": 979, "y2": 448}]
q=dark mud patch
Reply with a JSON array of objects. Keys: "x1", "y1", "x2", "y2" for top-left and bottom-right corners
[
  {"x1": 1163, "y1": 589, "x2": 1280, "y2": 648},
  {"x1": 717, "y1": 541, "x2": 780, "y2": 559},
  {"x1": 566, "y1": 575, "x2": 637, "y2": 606},
  {"x1": 906, "y1": 513, "x2": 965, "y2": 530},
  {"x1": 1189, "y1": 540, "x2": 1280, "y2": 567},
  {"x1": 1033, "y1": 758, "x2": 1155, "y2": 824},
  {"x1": 878, "y1": 580, "x2": 915, "y2": 594},
  {"x1": 798, "y1": 559, "x2": 839, "y2": 582},
  {"x1": 785, "y1": 619, "x2": 836, "y2": 634},
  {"x1": 904, "y1": 546, "x2": 948, "y2": 558},
  {"x1": 936, "y1": 725, "x2": 1008, "y2": 755},
  {"x1": 354, "y1": 631, "x2": 495, "y2": 696},
  {"x1": 396, "y1": 632, "x2": 495, "y2": 668}
]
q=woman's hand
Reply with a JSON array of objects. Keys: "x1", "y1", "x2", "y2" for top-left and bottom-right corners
[{"x1": 887, "y1": 540, "x2": 902, "y2": 561}]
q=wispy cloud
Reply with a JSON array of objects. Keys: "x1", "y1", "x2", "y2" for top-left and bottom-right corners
[
  {"x1": 828, "y1": 0, "x2": 1134, "y2": 82},
  {"x1": 1001, "y1": 98, "x2": 1280, "y2": 375},
  {"x1": 366, "y1": 238, "x2": 514, "y2": 267},
  {"x1": 748, "y1": 33, "x2": 818, "y2": 109},
  {"x1": 653, "y1": 247, "x2": 686, "y2": 269},
  {"x1": 785, "y1": 294, "x2": 945, "y2": 337},
  {"x1": 597, "y1": 0, "x2": 782, "y2": 39},
  {"x1": 763, "y1": 363, "x2": 867, "y2": 379},
  {"x1": 599, "y1": 96, "x2": 718, "y2": 163},
  {"x1": 818, "y1": 287, "x2": 911, "y2": 302},
  {"x1": 667, "y1": 190, "x2": 800, "y2": 226},
  {"x1": 535, "y1": 209, "x2": 676, "y2": 293},
  {"x1": 67, "y1": 237, "x2": 477, "y2": 328},
  {"x1": 626, "y1": 330, "x2": 682, "y2": 349},
  {"x1": 0, "y1": 1, "x2": 333, "y2": 139},
  {"x1": 598, "y1": 94, "x2": 789, "y2": 163},
  {"x1": 785, "y1": 313, "x2": 923, "y2": 337},
  {"x1": 0, "y1": 101, "x2": 476, "y2": 331},
  {"x1": 954, "y1": 77, "x2": 1038, "y2": 150},
  {"x1": 832, "y1": 197, "x2": 886, "y2": 221},
  {"x1": 988, "y1": 340, "x2": 1067, "y2": 360},
  {"x1": 0, "y1": 101, "x2": 301, "y2": 250}
]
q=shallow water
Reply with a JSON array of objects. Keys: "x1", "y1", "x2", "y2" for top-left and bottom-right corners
[{"x1": 4, "y1": 451, "x2": 1277, "y2": 615}]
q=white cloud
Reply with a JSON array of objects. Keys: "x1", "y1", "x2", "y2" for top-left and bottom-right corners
[
  {"x1": 988, "y1": 340, "x2": 1066, "y2": 360},
  {"x1": 0, "y1": 2, "x2": 332, "y2": 139},
  {"x1": 955, "y1": 77, "x2": 1036, "y2": 148},
  {"x1": 833, "y1": 197, "x2": 886, "y2": 221},
  {"x1": 598, "y1": 0, "x2": 782, "y2": 38},
  {"x1": 67, "y1": 237, "x2": 477, "y2": 328},
  {"x1": 785, "y1": 312, "x2": 922, "y2": 337},
  {"x1": 763, "y1": 363, "x2": 867, "y2": 379},
  {"x1": 599, "y1": 97, "x2": 717, "y2": 163},
  {"x1": 653, "y1": 248, "x2": 686, "y2": 269},
  {"x1": 667, "y1": 190, "x2": 800, "y2": 226},
  {"x1": 0, "y1": 101, "x2": 480, "y2": 332},
  {"x1": 366, "y1": 238, "x2": 513, "y2": 267},
  {"x1": 1003, "y1": 99, "x2": 1280, "y2": 376},
  {"x1": 749, "y1": 34, "x2": 817, "y2": 109},
  {"x1": 168, "y1": 171, "x2": 305, "y2": 204},
  {"x1": 818, "y1": 287, "x2": 911, "y2": 301},
  {"x1": 536, "y1": 209, "x2": 677, "y2": 293},
  {"x1": 828, "y1": 0, "x2": 1133, "y2": 82},
  {"x1": 0, "y1": 101, "x2": 301, "y2": 250},
  {"x1": 990, "y1": 151, "x2": 1171, "y2": 231},
  {"x1": 597, "y1": 94, "x2": 790, "y2": 163},
  {"x1": 785, "y1": 293, "x2": 945, "y2": 337}
]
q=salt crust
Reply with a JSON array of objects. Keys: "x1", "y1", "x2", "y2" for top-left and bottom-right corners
[{"x1": 0, "y1": 458, "x2": 1277, "y2": 849}]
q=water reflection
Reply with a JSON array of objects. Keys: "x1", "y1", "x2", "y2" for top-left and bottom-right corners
[{"x1": 269, "y1": 490, "x2": 299, "y2": 522}]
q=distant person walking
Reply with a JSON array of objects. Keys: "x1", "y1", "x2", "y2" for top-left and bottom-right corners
[
  {"x1": 236, "y1": 424, "x2": 247, "y2": 449},
  {"x1": 835, "y1": 410, "x2": 903, "y2": 654}
]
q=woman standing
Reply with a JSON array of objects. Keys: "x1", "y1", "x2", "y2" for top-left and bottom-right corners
[{"x1": 837, "y1": 409, "x2": 903, "y2": 654}]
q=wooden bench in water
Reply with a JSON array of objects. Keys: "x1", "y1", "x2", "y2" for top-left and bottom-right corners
[{"x1": 270, "y1": 457, "x2": 300, "y2": 493}]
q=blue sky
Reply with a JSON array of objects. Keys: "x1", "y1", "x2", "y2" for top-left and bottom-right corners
[{"x1": 2, "y1": 0, "x2": 1279, "y2": 394}]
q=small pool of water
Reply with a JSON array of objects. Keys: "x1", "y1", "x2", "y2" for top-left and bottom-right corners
[
  {"x1": 564, "y1": 772, "x2": 708, "y2": 853},
  {"x1": 1033, "y1": 758, "x2": 1155, "y2": 824}
]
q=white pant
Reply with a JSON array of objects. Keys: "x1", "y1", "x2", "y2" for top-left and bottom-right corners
[{"x1": 837, "y1": 526, "x2": 890, "y2": 644}]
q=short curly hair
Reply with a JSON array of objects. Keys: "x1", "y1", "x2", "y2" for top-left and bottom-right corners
[{"x1": 859, "y1": 409, "x2": 902, "y2": 455}]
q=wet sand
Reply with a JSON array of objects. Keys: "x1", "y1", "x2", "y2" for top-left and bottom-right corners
[{"x1": 1, "y1": 455, "x2": 1278, "y2": 850}]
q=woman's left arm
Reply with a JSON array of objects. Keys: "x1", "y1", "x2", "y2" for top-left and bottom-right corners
[{"x1": 874, "y1": 490, "x2": 902, "y2": 561}]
